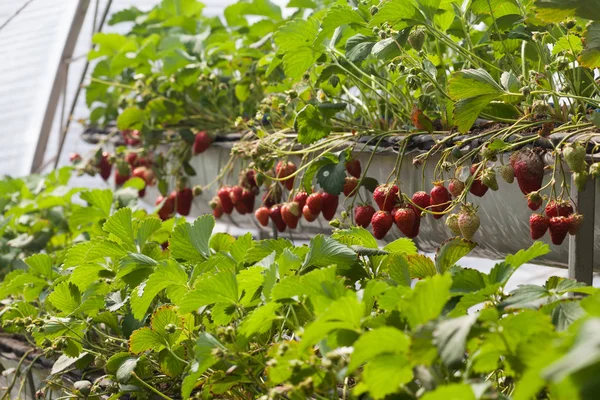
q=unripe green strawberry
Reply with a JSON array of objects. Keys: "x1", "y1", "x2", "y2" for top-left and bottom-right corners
[
  {"x1": 590, "y1": 162, "x2": 600, "y2": 178},
  {"x1": 408, "y1": 28, "x2": 426, "y2": 51},
  {"x1": 445, "y1": 214, "x2": 461, "y2": 236},
  {"x1": 458, "y1": 205, "x2": 480, "y2": 240},
  {"x1": 480, "y1": 144, "x2": 497, "y2": 161},
  {"x1": 499, "y1": 164, "x2": 515, "y2": 183},
  {"x1": 573, "y1": 170, "x2": 589, "y2": 192},
  {"x1": 563, "y1": 142, "x2": 586, "y2": 173},
  {"x1": 481, "y1": 168, "x2": 498, "y2": 191}
]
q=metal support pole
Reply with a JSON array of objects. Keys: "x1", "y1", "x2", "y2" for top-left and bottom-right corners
[{"x1": 568, "y1": 175, "x2": 596, "y2": 285}]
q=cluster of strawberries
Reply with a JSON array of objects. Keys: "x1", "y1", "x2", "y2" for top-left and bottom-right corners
[{"x1": 530, "y1": 201, "x2": 582, "y2": 245}]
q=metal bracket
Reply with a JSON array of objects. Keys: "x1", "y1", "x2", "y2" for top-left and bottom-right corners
[{"x1": 568, "y1": 175, "x2": 596, "y2": 285}]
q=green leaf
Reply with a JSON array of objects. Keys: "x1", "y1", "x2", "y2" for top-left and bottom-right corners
[
  {"x1": 116, "y1": 357, "x2": 139, "y2": 383},
  {"x1": 454, "y1": 94, "x2": 501, "y2": 133},
  {"x1": 435, "y1": 237, "x2": 476, "y2": 274},
  {"x1": 210, "y1": 233, "x2": 236, "y2": 253},
  {"x1": 433, "y1": 314, "x2": 477, "y2": 367},
  {"x1": 302, "y1": 234, "x2": 356, "y2": 269},
  {"x1": 316, "y1": 160, "x2": 346, "y2": 195},
  {"x1": 137, "y1": 217, "x2": 162, "y2": 248},
  {"x1": 159, "y1": 345, "x2": 186, "y2": 377},
  {"x1": 505, "y1": 241, "x2": 550, "y2": 268},
  {"x1": 80, "y1": 189, "x2": 113, "y2": 217},
  {"x1": 360, "y1": 354, "x2": 413, "y2": 399},
  {"x1": 345, "y1": 34, "x2": 377, "y2": 62},
  {"x1": 179, "y1": 270, "x2": 238, "y2": 313},
  {"x1": 245, "y1": 238, "x2": 292, "y2": 263},
  {"x1": 48, "y1": 282, "x2": 81, "y2": 314},
  {"x1": 103, "y1": 207, "x2": 135, "y2": 250},
  {"x1": 369, "y1": 0, "x2": 422, "y2": 26},
  {"x1": 448, "y1": 69, "x2": 505, "y2": 100},
  {"x1": 151, "y1": 306, "x2": 183, "y2": 344},
  {"x1": 348, "y1": 327, "x2": 410, "y2": 372},
  {"x1": 51, "y1": 352, "x2": 89, "y2": 375},
  {"x1": 551, "y1": 301, "x2": 585, "y2": 331},
  {"x1": 400, "y1": 273, "x2": 452, "y2": 328},
  {"x1": 534, "y1": 0, "x2": 600, "y2": 23},
  {"x1": 406, "y1": 254, "x2": 437, "y2": 278},
  {"x1": 238, "y1": 302, "x2": 281, "y2": 338},
  {"x1": 420, "y1": 384, "x2": 476, "y2": 400},
  {"x1": 332, "y1": 227, "x2": 378, "y2": 248},
  {"x1": 24, "y1": 253, "x2": 53, "y2": 278},
  {"x1": 170, "y1": 215, "x2": 215, "y2": 261},
  {"x1": 553, "y1": 34, "x2": 583, "y2": 56},
  {"x1": 108, "y1": 6, "x2": 143, "y2": 25},
  {"x1": 387, "y1": 254, "x2": 412, "y2": 286},
  {"x1": 470, "y1": 0, "x2": 521, "y2": 17},
  {"x1": 384, "y1": 238, "x2": 418, "y2": 254},
  {"x1": 117, "y1": 107, "x2": 145, "y2": 131},
  {"x1": 295, "y1": 104, "x2": 332, "y2": 145},
  {"x1": 129, "y1": 327, "x2": 162, "y2": 354},
  {"x1": 579, "y1": 22, "x2": 600, "y2": 68}
]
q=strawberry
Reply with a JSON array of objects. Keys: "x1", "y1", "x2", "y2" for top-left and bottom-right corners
[
  {"x1": 510, "y1": 148, "x2": 545, "y2": 195},
  {"x1": 545, "y1": 200, "x2": 573, "y2": 218},
  {"x1": 132, "y1": 166, "x2": 155, "y2": 186},
  {"x1": 137, "y1": 155, "x2": 153, "y2": 168},
  {"x1": 193, "y1": 185, "x2": 202, "y2": 197},
  {"x1": 354, "y1": 204, "x2": 376, "y2": 228},
  {"x1": 69, "y1": 153, "x2": 82, "y2": 163},
  {"x1": 563, "y1": 142, "x2": 586, "y2": 173},
  {"x1": 302, "y1": 205, "x2": 318, "y2": 222},
  {"x1": 122, "y1": 129, "x2": 141, "y2": 146},
  {"x1": 230, "y1": 186, "x2": 244, "y2": 205},
  {"x1": 469, "y1": 165, "x2": 489, "y2": 197},
  {"x1": 345, "y1": 159, "x2": 362, "y2": 178},
  {"x1": 138, "y1": 188, "x2": 146, "y2": 198},
  {"x1": 411, "y1": 191, "x2": 431, "y2": 216},
  {"x1": 242, "y1": 189, "x2": 255, "y2": 213},
  {"x1": 407, "y1": 215, "x2": 421, "y2": 238},
  {"x1": 371, "y1": 211, "x2": 393, "y2": 239},
  {"x1": 276, "y1": 161, "x2": 296, "y2": 191},
  {"x1": 548, "y1": 216, "x2": 570, "y2": 245},
  {"x1": 374, "y1": 184, "x2": 399, "y2": 212},
  {"x1": 527, "y1": 192, "x2": 543, "y2": 211},
  {"x1": 114, "y1": 163, "x2": 131, "y2": 186},
  {"x1": 156, "y1": 192, "x2": 176, "y2": 221},
  {"x1": 430, "y1": 182, "x2": 452, "y2": 219},
  {"x1": 573, "y1": 170, "x2": 589, "y2": 192},
  {"x1": 177, "y1": 187, "x2": 193, "y2": 216},
  {"x1": 269, "y1": 205, "x2": 287, "y2": 232},
  {"x1": 293, "y1": 191, "x2": 308, "y2": 210},
  {"x1": 193, "y1": 131, "x2": 212, "y2": 155},
  {"x1": 393, "y1": 206, "x2": 416, "y2": 237},
  {"x1": 448, "y1": 179, "x2": 465, "y2": 198},
  {"x1": 499, "y1": 164, "x2": 515, "y2": 183},
  {"x1": 590, "y1": 162, "x2": 600, "y2": 178},
  {"x1": 125, "y1": 152, "x2": 138, "y2": 166},
  {"x1": 217, "y1": 187, "x2": 234, "y2": 214},
  {"x1": 529, "y1": 213, "x2": 549, "y2": 240},
  {"x1": 458, "y1": 205, "x2": 480, "y2": 240},
  {"x1": 445, "y1": 214, "x2": 461, "y2": 236},
  {"x1": 481, "y1": 168, "x2": 498, "y2": 191},
  {"x1": 281, "y1": 202, "x2": 301, "y2": 229},
  {"x1": 321, "y1": 193, "x2": 339, "y2": 221},
  {"x1": 343, "y1": 177, "x2": 359, "y2": 197},
  {"x1": 306, "y1": 192, "x2": 323, "y2": 215},
  {"x1": 98, "y1": 152, "x2": 112, "y2": 181},
  {"x1": 255, "y1": 207, "x2": 270, "y2": 226},
  {"x1": 568, "y1": 213, "x2": 583, "y2": 235},
  {"x1": 210, "y1": 197, "x2": 223, "y2": 219},
  {"x1": 242, "y1": 169, "x2": 258, "y2": 189}
]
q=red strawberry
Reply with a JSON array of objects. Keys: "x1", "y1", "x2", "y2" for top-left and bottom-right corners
[
  {"x1": 132, "y1": 166, "x2": 155, "y2": 186},
  {"x1": 510, "y1": 148, "x2": 545, "y2": 195},
  {"x1": 549, "y1": 216, "x2": 570, "y2": 245},
  {"x1": 281, "y1": 202, "x2": 301, "y2": 229},
  {"x1": 137, "y1": 156, "x2": 153, "y2": 168},
  {"x1": 122, "y1": 129, "x2": 141, "y2": 146},
  {"x1": 407, "y1": 215, "x2": 421, "y2": 238},
  {"x1": 229, "y1": 186, "x2": 244, "y2": 205},
  {"x1": 394, "y1": 206, "x2": 416, "y2": 237},
  {"x1": 125, "y1": 152, "x2": 138, "y2": 166},
  {"x1": 255, "y1": 207, "x2": 270, "y2": 226},
  {"x1": 210, "y1": 197, "x2": 223, "y2": 219},
  {"x1": 156, "y1": 192, "x2": 176, "y2": 221},
  {"x1": 176, "y1": 187, "x2": 193, "y2": 216},
  {"x1": 69, "y1": 153, "x2": 82, "y2": 163},
  {"x1": 293, "y1": 191, "x2": 308, "y2": 210},
  {"x1": 276, "y1": 161, "x2": 296, "y2": 191},
  {"x1": 98, "y1": 152, "x2": 112, "y2": 181},
  {"x1": 374, "y1": 184, "x2": 399, "y2": 212},
  {"x1": 430, "y1": 182, "x2": 451, "y2": 219},
  {"x1": 469, "y1": 165, "x2": 489, "y2": 197},
  {"x1": 302, "y1": 205, "x2": 318, "y2": 222},
  {"x1": 527, "y1": 192, "x2": 543, "y2": 211},
  {"x1": 568, "y1": 213, "x2": 583, "y2": 235},
  {"x1": 269, "y1": 205, "x2": 286, "y2": 232},
  {"x1": 193, "y1": 131, "x2": 212, "y2": 154},
  {"x1": 217, "y1": 187, "x2": 234, "y2": 214},
  {"x1": 242, "y1": 189, "x2": 255, "y2": 213},
  {"x1": 138, "y1": 188, "x2": 146, "y2": 198},
  {"x1": 242, "y1": 169, "x2": 258, "y2": 189},
  {"x1": 345, "y1": 159, "x2": 362, "y2": 178},
  {"x1": 306, "y1": 192, "x2": 323, "y2": 215},
  {"x1": 545, "y1": 200, "x2": 573, "y2": 218},
  {"x1": 262, "y1": 185, "x2": 282, "y2": 208},
  {"x1": 115, "y1": 163, "x2": 131, "y2": 186},
  {"x1": 371, "y1": 211, "x2": 393, "y2": 239},
  {"x1": 321, "y1": 193, "x2": 339, "y2": 221},
  {"x1": 354, "y1": 204, "x2": 376, "y2": 228},
  {"x1": 411, "y1": 191, "x2": 431, "y2": 216},
  {"x1": 448, "y1": 179, "x2": 465, "y2": 198},
  {"x1": 529, "y1": 214, "x2": 549, "y2": 240},
  {"x1": 343, "y1": 177, "x2": 359, "y2": 197}
]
